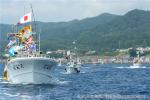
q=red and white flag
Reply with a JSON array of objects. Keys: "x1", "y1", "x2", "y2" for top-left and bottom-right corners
[{"x1": 18, "y1": 12, "x2": 32, "y2": 25}]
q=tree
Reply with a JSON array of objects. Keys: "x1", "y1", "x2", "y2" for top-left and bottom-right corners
[{"x1": 128, "y1": 48, "x2": 137, "y2": 57}]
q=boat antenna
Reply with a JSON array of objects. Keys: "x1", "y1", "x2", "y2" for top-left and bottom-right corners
[
  {"x1": 24, "y1": 5, "x2": 25, "y2": 15},
  {"x1": 30, "y1": 4, "x2": 36, "y2": 32},
  {"x1": 39, "y1": 28, "x2": 41, "y2": 52},
  {"x1": 0, "y1": 25, "x2": 1, "y2": 58}
]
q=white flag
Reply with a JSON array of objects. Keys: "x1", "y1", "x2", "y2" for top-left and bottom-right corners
[{"x1": 18, "y1": 12, "x2": 32, "y2": 24}]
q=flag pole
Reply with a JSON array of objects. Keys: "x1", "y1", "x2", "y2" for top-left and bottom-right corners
[{"x1": 23, "y1": 5, "x2": 26, "y2": 27}]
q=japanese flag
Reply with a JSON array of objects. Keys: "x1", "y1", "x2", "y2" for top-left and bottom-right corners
[{"x1": 18, "y1": 12, "x2": 32, "y2": 25}]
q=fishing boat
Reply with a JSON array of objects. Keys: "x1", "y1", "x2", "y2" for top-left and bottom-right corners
[
  {"x1": 3, "y1": 6, "x2": 57, "y2": 84},
  {"x1": 65, "y1": 41, "x2": 82, "y2": 74},
  {"x1": 65, "y1": 58, "x2": 81, "y2": 74}
]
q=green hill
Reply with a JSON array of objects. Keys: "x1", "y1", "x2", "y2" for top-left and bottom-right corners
[
  {"x1": 1, "y1": 9, "x2": 150, "y2": 53},
  {"x1": 78, "y1": 9, "x2": 150, "y2": 51}
]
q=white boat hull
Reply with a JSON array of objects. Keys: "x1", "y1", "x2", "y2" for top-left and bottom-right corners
[
  {"x1": 6, "y1": 57, "x2": 57, "y2": 84},
  {"x1": 65, "y1": 67, "x2": 80, "y2": 74},
  {"x1": 65, "y1": 64, "x2": 80, "y2": 74}
]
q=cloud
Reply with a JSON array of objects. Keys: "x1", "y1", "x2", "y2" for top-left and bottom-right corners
[{"x1": 1, "y1": 0, "x2": 150, "y2": 24}]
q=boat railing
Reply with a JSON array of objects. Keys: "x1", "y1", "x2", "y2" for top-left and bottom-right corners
[{"x1": 14, "y1": 51, "x2": 51, "y2": 58}]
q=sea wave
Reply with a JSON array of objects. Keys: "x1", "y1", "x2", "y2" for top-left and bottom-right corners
[{"x1": 2, "y1": 93, "x2": 20, "y2": 97}]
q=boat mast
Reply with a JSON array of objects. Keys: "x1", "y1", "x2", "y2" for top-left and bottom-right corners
[
  {"x1": 30, "y1": 4, "x2": 40, "y2": 52},
  {"x1": 30, "y1": 4, "x2": 36, "y2": 32},
  {"x1": 73, "y1": 40, "x2": 78, "y2": 60},
  {"x1": 39, "y1": 28, "x2": 41, "y2": 52},
  {"x1": 23, "y1": 0, "x2": 25, "y2": 14},
  {"x1": 0, "y1": 24, "x2": 1, "y2": 58}
]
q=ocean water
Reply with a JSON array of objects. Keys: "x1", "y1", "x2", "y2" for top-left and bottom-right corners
[{"x1": 0, "y1": 63, "x2": 149, "y2": 100}]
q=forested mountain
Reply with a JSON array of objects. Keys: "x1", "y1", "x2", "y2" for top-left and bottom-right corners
[{"x1": 1, "y1": 9, "x2": 150, "y2": 52}]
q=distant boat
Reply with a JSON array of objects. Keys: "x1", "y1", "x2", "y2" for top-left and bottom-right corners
[
  {"x1": 57, "y1": 59, "x2": 62, "y2": 66},
  {"x1": 65, "y1": 41, "x2": 82, "y2": 74},
  {"x1": 130, "y1": 51, "x2": 141, "y2": 68},
  {"x1": 65, "y1": 58, "x2": 81, "y2": 74},
  {"x1": 58, "y1": 62, "x2": 62, "y2": 67},
  {"x1": 3, "y1": 6, "x2": 57, "y2": 84},
  {"x1": 130, "y1": 58, "x2": 141, "y2": 68}
]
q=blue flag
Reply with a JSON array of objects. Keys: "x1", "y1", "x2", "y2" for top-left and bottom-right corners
[{"x1": 8, "y1": 47, "x2": 15, "y2": 56}]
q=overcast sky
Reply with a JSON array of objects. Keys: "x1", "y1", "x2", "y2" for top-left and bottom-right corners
[{"x1": 1, "y1": 0, "x2": 150, "y2": 24}]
